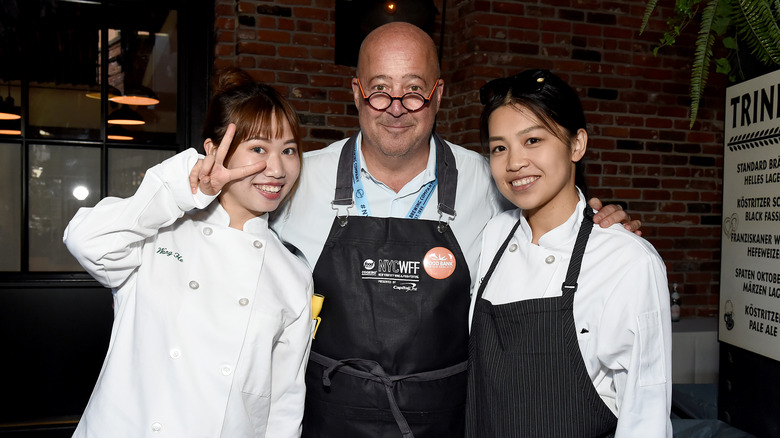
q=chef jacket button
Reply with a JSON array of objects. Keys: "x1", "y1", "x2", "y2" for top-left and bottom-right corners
[
  {"x1": 239, "y1": 298, "x2": 249, "y2": 306},
  {"x1": 508, "y1": 243, "x2": 518, "y2": 252},
  {"x1": 189, "y1": 280, "x2": 199, "y2": 290},
  {"x1": 545, "y1": 255, "x2": 555, "y2": 264},
  {"x1": 169, "y1": 349, "x2": 181, "y2": 359},
  {"x1": 221, "y1": 365, "x2": 233, "y2": 376},
  {"x1": 253, "y1": 240, "x2": 263, "y2": 249},
  {"x1": 151, "y1": 422, "x2": 162, "y2": 433},
  {"x1": 203, "y1": 227, "x2": 213, "y2": 236}
]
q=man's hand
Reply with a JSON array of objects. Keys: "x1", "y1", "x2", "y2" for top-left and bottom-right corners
[{"x1": 589, "y1": 197, "x2": 642, "y2": 236}]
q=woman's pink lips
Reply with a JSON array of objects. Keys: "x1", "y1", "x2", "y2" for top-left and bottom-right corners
[
  {"x1": 510, "y1": 175, "x2": 539, "y2": 191},
  {"x1": 254, "y1": 183, "x2": 283, "y2": 200}
]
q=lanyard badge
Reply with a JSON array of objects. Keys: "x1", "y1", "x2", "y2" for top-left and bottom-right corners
[{"x1": 351, "y1": 140, "x2": 437, "y2": 219}]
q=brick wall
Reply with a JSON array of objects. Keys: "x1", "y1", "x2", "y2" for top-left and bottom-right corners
[{"x1": 214, "y1": 0, "x2": 724, "y2": 317}]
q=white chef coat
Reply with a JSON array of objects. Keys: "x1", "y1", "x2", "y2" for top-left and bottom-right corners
[
  {"x1": 271, "y1": 132, "x2": 505, "y2": 288},
  {"x1": 470, "y1": 192, "x2": 673, "y2": 438},
  {"x1": 63, "y1": 149, "x2": 313, "y2": 438}
]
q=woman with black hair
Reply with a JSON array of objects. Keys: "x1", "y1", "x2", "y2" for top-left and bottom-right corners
[{"x1": 466, "y1": 69, "x2": 672, "y2": 438}]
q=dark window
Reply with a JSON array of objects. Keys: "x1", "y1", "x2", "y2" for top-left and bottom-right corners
[
  {"x1": 0, "y1": 0, "x2": 213, "y2": 429},
  {"x1": 0, "y1": 0, "x2": 213, "y2": 275}
]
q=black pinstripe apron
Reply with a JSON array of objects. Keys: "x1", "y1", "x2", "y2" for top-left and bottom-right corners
[
  {"x1": 465, "y1": 207, "x2": 618, "y2": 438},
  {"x1": 302, "y1": 133, "x2": 470, "y2": 438}
]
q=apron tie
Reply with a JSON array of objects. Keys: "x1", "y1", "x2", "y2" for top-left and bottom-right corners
[{"x1": 318, "y1": 356, "x2": 415, "y2": 438}]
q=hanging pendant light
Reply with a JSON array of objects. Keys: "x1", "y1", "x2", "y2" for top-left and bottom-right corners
[
  {"x1": 108, "y1": 105, "x2": 145, "y2": 125},
  {"x1": 0, "y1": 118, "x2": 21, "y2": 136},
  {"x1": 107, "y1": 125, "x2": 134, "y2": 141},
  {"x1": 0, "y1": 84, "x2": 21, "y2": 120},
  {"x1": 107, "y1": 133, "x2": 133, "y2": 140},
  {"x1": 85, "y1": 84, "x2": 122, "y2": 100},
  {"x1": 110, "y1": 85, "x2": 159, "y2": 106},
  {"x1": 112, "y1": 30, "x2": 160, "y2": 106}
]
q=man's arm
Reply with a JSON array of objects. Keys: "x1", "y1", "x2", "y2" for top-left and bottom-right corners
[{"x1": 588, "y1": 198, "x2": 642, "y2": 236}]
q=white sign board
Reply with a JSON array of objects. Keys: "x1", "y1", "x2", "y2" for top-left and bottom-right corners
[{"x1": 719, "y1": 68, "x2": 780, "y2": 361}]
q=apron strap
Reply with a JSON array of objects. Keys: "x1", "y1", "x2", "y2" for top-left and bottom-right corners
[
  {"x1": 476, "y1": 205, "x2": 595, "y2": 304},
  {"x1": 472, "y1": 217, "x2": 522, "y2": 350},
  {"x1": 560, "y1": 206, "x2": 595, "y2": 296},
  {"x1": 432, "y1": 132, "x2": 458, "y2": 232},
  {"x1": 331, "y1": 132, "x2": 458, "y2": 232},
  {"x1": 310, "y1": 351, "x2": 468, "y2": 438},
  {"x1": 332, "y1": 133, "x2": 359, "y2": 226},
  {"x1": 474, "y1": 217, "x2": 523, "y2": 303}
]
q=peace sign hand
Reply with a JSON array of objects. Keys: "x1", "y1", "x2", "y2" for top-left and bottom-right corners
[{"x1": 189, "y1": 123, "x2": 267, "y2": 195}]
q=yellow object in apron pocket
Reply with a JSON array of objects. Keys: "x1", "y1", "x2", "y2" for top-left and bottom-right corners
[{"x1": 312, "y1": 293, "x2": 324, "y2": 339}]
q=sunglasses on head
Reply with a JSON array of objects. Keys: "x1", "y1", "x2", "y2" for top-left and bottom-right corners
[{"x1": 479, "y1": 69, "x2": 549, "y2": 105}]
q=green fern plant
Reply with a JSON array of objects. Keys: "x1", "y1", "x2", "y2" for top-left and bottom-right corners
[{"x1": 641, "y1": 0, "x2": 780, "y2": 127}]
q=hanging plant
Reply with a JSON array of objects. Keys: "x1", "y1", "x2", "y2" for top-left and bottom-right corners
[{"x1": 641, "y1": 0, "x2": 780, "y2": 127}]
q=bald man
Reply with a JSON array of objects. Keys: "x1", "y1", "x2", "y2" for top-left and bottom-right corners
[{"x1": 272, "y1": 22, "x2": 636, "y2": 438}]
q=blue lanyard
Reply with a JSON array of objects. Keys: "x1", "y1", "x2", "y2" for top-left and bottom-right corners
[{"x1": 352, "y1": 140, "x2": 438, "y2": 219}]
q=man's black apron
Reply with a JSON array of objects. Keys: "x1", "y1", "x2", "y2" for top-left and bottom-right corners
[
  {"x1": 302, "y1": 133, "x2": 471, "y2": 438},
  {"x1": 465, "y1": 207, "x2": 618, "y2": 438}
]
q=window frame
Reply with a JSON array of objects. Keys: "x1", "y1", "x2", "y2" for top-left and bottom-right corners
[{"x1": 0, "y1": 0, "x2": 213, "y2": 284}]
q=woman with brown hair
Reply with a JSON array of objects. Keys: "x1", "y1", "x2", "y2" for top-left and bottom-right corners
[{"x1": 64, "y1": 67, "x2": 312, "y2": 437}]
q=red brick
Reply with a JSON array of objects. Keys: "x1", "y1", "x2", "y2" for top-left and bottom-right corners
[
  {"x1": 688, "y1": 131, "x2": 717, "y2": 143},
  {"x1": 217, "y1": 31, "x2": 235, "y2": 43},
  {"x1": 293, "y1": 7, "x2": 329, "y2": 20},
  {"x1": 278, "y1": 46, "x2": 309, "y2": 58},
  {"x1": 572, "y1": 23, "x2": 603, "y2": 36},
  {"x1": 602, "y1": 127, "x2": 630, "y2": 138},
  {"x1": 258, "y1": 30, "x2": 290, "y2": 43},
  {"x1": 237, "y1": 28, "x2": 257, "y2": 41},
  {"x1": 237, "y1": 2, "x2": 254, "y2": 13},
  {"x1": 215, "y1": 43, "x2": 236, "y2": 56},
  {"x1": 237, "y1": 42, "x2": 275, "y2": 56},
  {"x1": 253, "y1": 70, "x2": 275, "y2": 83},
  {"x1": 215, "y1": 17, "x2": 236, "y2": 30},
  {"x1": 277, "y1": 72, "x2": 308, "y2": 84},
  {"x1": 278, "y1": 18, "x2": 295, "y2": 31},
  {"x1": 257, "y1": 16, "x2": 277, "y2": 29},
  {"x1": 646, "y1": 117, "x2": 673, "y2": 129},
  {"x1": 613, "y1": 189, "x2": 642, "y2": 199},
  {"x1": 309, "y1": 48, "x2": 333, "y2": 61}
]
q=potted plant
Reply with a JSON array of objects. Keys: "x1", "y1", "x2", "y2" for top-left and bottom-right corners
[{"x1": 641, "y1": 0, "x2": 780, "y2": 127}]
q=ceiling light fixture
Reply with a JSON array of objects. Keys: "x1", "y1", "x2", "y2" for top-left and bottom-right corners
[
  {"x1": 112, "y1": 31, "x2": 161, "y2": 106},
  {"x1": 85, "y1": 84, "x2": 122, "y2": 100},
  {"x1": 0, "y1": 84, "x2": 21, "y2": 120},
  {"x1": 110, "y1": 84, "x2": 159, "y2": 106},
  {"x1": 107, "y1": 133, "x2": 134, "y2": 140},
  {"x1": 0, "y1": 118, "x2": 21, "y2": 136},
  {"x1": 108, "y1": 126, "x2": 134, "y2": 141},
  {"x1": 108, "y1": 105, "x2": 145, "y2": 125}
]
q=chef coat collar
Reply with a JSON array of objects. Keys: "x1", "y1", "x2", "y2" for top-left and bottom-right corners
[
  {"x1": 199, "y1": 199, "x2": 270, "y2": 235},
  {"x1": 517, "y1": 187, "x2": 589, "y2": 249}
]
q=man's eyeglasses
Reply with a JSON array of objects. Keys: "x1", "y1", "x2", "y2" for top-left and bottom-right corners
[
  {"x1": 357, "y1": 78, "x2": 440, "y2": 112},
  {"x1": 479, "y1": 69, "x2": 549, "y2": 105}
]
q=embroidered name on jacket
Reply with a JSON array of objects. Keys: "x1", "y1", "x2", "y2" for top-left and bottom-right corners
[{"x1": 156, "y1": 247, "x2": 184, "y2": 262}]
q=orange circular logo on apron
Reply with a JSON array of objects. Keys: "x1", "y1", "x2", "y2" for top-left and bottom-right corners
[{"x1": 423, "y1": 247, "x2": 456, "y2": 280}]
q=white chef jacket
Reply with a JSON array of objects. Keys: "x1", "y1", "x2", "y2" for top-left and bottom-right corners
[
  {"x1": 470, "y1": 192, "x2": 673, "y2": 438},
  {"x1": 63, "y1": 149, "x2": 313, "y2": 438},
  {"x1": 272, "y1": 132, "x2": 505, "y2": 288}
]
